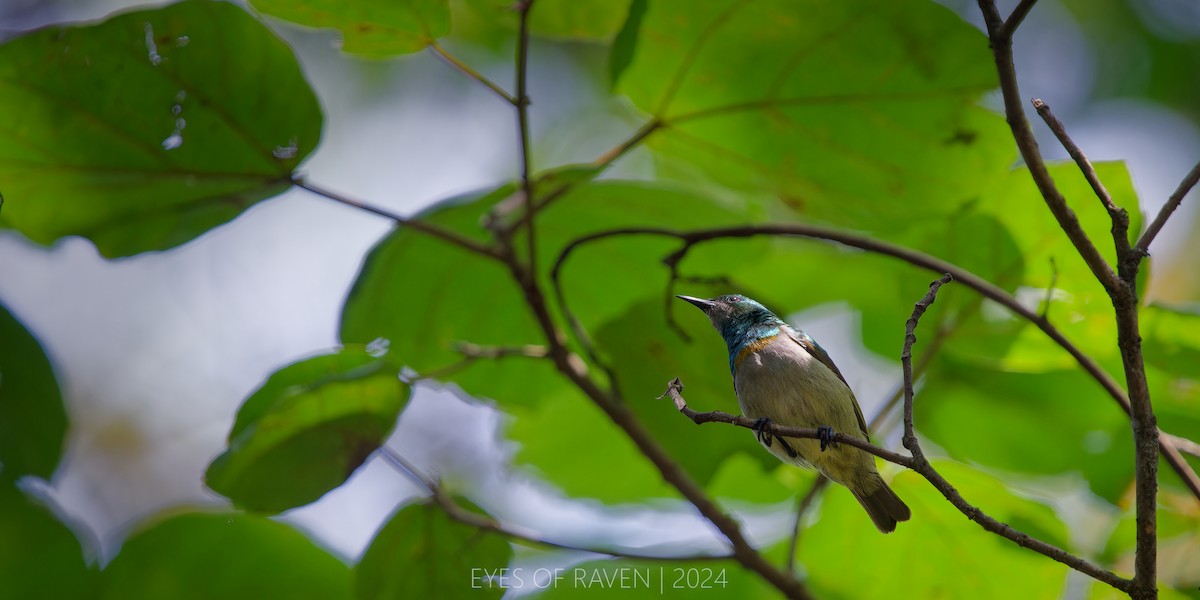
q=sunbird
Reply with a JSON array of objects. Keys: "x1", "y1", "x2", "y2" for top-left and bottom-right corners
[{"x1": 677, "y1": 294, "x2": 910, "y2": 533}]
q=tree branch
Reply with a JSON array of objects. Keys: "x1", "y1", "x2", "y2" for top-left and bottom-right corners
[
  {"x1": 514, "y1": 0, "x2": 538, "y2": 276},
  {"x1": 428, "y1": 42, "x2": 518, "y2": 105},
  {"x1": 1134, "y1": 159, "x2": 1200, "y2": 257},
  {"x1": 1031, "y1": 98, "x2": 1131, "y2": 257},
  {"x1": 976, "y1": 1, "x2": 1123, "y2": 297},
  {"x1": 375, "y1": 447, "x2": 735, "y2": 563},
  {"x1": 290, "y1": 177, "x2": 503, "y2": 260}
]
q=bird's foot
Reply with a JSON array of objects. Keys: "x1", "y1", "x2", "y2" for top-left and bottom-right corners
[
  {"x1": 817, "y1": 425, "x2": 836, "y2": 452},
  {"x1": 776, "y1": 436, "x2": 799, "y2": 459},
  {"x1": 752, "y1": 417, "x2": 773, "y2": 448}
]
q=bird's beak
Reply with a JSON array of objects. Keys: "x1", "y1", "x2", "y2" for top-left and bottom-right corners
[{"x1": 675, "y1": 295, "x2": 715, "y2": 312}]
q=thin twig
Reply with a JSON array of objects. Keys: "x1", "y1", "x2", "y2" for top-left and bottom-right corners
[
  {"x1": 660, "y1": 378, "x2": 916, "y2": 467},
  {"x1": 429, "y1": 42, "x2": 518, "y2": 105},
  {"x1": 413, "y1": 343, "x2": 550, "y2": 382},
  {"x1": 514, "y1": 0, "x2": 537, "y2": 275},
  {"x1": 1135, "y1": 159, "x2": 1200, "y2": 257},
  {"x1": 1031, "y1": 98, "x2": 1131, "y2": 256},
  {"x1": 1040, "y1": 256, "x2": 1058, "y2": 320},
  {"x1": 999, "y1": 0, "x2": 1040, "y2": 39},
  {"x1": 784, "y1": 477, "x2": 828, "y2": 572},
  {"x1": 291, "y1": 177, "x2": 503, "y2": 260},
  {"x1": 977, "y1": 1, "x2": 1122, "y2": 297},
  {"x1": 375, "y1": 447, "x2": 734, "y2": 562},
  {"x1": 551, "y1": 224, "x2": 1200, "y2": 501}
]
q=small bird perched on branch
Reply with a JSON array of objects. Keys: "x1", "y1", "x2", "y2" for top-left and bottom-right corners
[{"x1": 677, "y1": 294, "x2": 910, "y2": 533}]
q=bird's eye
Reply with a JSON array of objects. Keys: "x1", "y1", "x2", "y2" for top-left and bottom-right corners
[{"x1": 730, "y1": 295, "x2": 743, "y2": 302}]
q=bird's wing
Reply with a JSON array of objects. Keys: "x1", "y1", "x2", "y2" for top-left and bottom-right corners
[{"x1": 784, "y1": 328, "x2": 870, "y2": 438}]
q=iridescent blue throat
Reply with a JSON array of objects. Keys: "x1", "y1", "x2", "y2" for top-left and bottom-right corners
[{"x1": 719, "y1": 312, "x2": 784, "y2": 374}]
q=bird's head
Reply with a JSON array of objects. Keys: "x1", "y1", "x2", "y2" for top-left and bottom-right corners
[{"x1": 676, "y1": 294, "x2": 784, "y2": 346}]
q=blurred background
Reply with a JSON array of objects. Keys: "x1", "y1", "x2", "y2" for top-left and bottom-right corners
[{"x1": 1, "y1": 0, "x2": 1197, "y2": 587}]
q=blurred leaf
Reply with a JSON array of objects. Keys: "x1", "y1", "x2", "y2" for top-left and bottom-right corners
[
  {"x1": 355, "y1": 500, "x2": 511, "y2": 600},
  {"x1": 609, "y1": 0, "x2": 646, "y2": 86},
  {"x1": 507, "y1": 392, "x2": 678, "y2": 502},
  {"x1": 100, "y1": 512, "x2": 351, "y2": 600},
  {"x1": 0, "y1": 301, "x2": 65, "y2": 481},
  {"x1": 1142, "y1": 304, "x2": 1200, "y2": 376},
  {"x1": 250, "y1": 0, "x2": 450, "y2": 56},
  {"x1": 340, "y1": 181, "x2": 752, "y2": 411},
  {"x1": 594, "y1": 298, "x2": 778, "y2": 490},
  {"x1": 616, "y1": 0, "x2": 1012, "y2": 230},
  {"x1": 916, "y1": 359, "x2": 1134, "y2": 504},
  {"x1": 534, "y1": 559, "x2": 774, "y2": 599},
  {"x1": 705, "y1": 452, "x2": 796, "y2": 504},
  {"x1": 206, "y1": 347, "x2": 409, "y2": 514},
  {"x1": 451, "y1": 0, "x2": 632, "y2": 46},
  {"x1": 801, "y1": 462, "x2": 1068, "y2": 599},
  {"x1": 1100, "y1": 493, "x2": 1200, "y2": 594},
  {"x1": 0, "y1": 483, "x2": 96, "y2": 599},
  {"x1": 958, "y1": 162, "x2": 1141, "y2": 372},
  {"x1": 0, "y1": 0, "x2": 321, "y2": 257}
]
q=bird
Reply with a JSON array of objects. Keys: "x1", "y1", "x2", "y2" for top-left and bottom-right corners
[{"x1": 676, "y1": 293, "x2": 910, "y2": 533}]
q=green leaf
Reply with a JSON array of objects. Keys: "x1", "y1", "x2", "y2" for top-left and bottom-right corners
[
  {"x1": 206, "y1": 347, "x2": 409, "y2": 514},
  {"x1": 0, "y1": 0, "x2": 321, "y2": 257},
  {"x1": 594, "y1": 298, "x2": 778, "y2": 491},
  {"x1": 610, "y1": 0, "x2": 647, "y2": 86},
  {"x1": 451, "y1": 0, "x2": 633, "y2": 46},
  {"x1": 0, "y1": 301, "x2": 66, "y2": 482},
  {"x1": 616, "y1": 0, "x2": 1013, "y2": 230},
  {"x1": 915, "y1": 360, "x2": 1134, "y2": 504},
  {"x1": 249, "y1": 0, "x2": 450, "y2": 56},
  {"x1": 801, "y1": 462, "x2": 1069, "y2": 599},
  {"x1": 0, "y1": 483, "x2": 96, "y2": 599},
  {"x1": 100, "y1": 512, "x2": 351, "y2": 600},
  {"x1": 956, "y1": 161, "x2": 1142, "y2": 371},
  {"x1": 355, "y1": 500, "x2": 511, "y2": 600},
  {"x1": 340, "y1": 181, "x2": 752, "y2": 411},
  {"x1": 506, "y1": 392, "x2": 679, "y2": 502},
  {"x1": 1142, "y1": 304, "x2": 1200, "y2": 377}
]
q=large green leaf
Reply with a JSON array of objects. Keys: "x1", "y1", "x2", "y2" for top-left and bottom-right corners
[
  {"x1": 0, "y1": 0, "x2": 321, "y2": 257},
  {"x1": 614, "y1": 0, "x2": 1012, "y2": 230},
  {"x1": 100, "y1": 512, "x2": 351, "y2": 600},
  {"x1": 206, "y1": 347, "x2": 409, "y2": 514},
  {"x1": 355, "y1": 500, "x2": 511, "y2": 600},
  {"x1": 450, "y1": 0, "x2": 634, "y2": 49},
  {"x1": 916, "y1": 359, "x2": 1134, "y2": 504},
  {"x1": 0, "y1": 301, "x2": 66, "y2": 482},
  {"x1": 801, "y1": 463, "x2": 1068, "y2": 599},
  {"x1": 0, "y1": 483, "x2": 96, "y2": 599},
  {"x1": 250, "y1": 0, "x2": 450, "y2": 56},
  {"x1": 340, "y1": 180, "x2": 753, "y2": 410},
  {"x1": 955, "y1": 162, "x2": 1141, "y2": 371},
  {"x1": 594, "y1": 298, "x2": 778, "y2": 491}
]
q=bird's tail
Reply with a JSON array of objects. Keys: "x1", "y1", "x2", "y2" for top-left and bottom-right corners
[{"x1": 851, "y1": 479, "x2": 911, "y2": 534}]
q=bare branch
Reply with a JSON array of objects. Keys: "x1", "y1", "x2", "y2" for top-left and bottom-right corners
[
  {"x1": 893, "y1": 275, "x2": 1132, "y2": 593},
  {"x1": 428, "y1": 43, "x2": 517, "y2": 105},
  {"x1": 660, "y1": 378, "x2": 916, "y2": 468},
  {"x1": 375, "y1": 447, "x2": 734, "y2": 563},
  {"x1": 999, "y1": 0, "x2": 1040, "y2": 39},
  {"x1": 413, "y1": 343, "x2": 550, "y2": 382},
  {"x1": 976, "y1": 1, "x2": 1122, "y2": 297},
  {"x1": 1135, "y1": 160, "x2": 1200, "y2": 256},
  {"x1": 514, "y1": 0, "x2": 538, "y2": 276},
  {"x1": 901, "y1": 274, "x2": 953, "y2": 449},
  {"x1": 291, "y1": 177, "x2": 503, "y2": 260},
  {"x1": 1031, "y1": 98, "x2": 1131, "y2": 256}
]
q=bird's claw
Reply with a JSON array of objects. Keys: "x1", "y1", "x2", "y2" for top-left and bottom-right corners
[
  {"x1": 818, "y1": 425, "x2": 836, "y2": 452},
  {"x1": 753, "y1": 417, "x2": 798, "y2": 458},
  {"x1": 752, "y1": 417, "x2": 773, "y2": 448}
]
